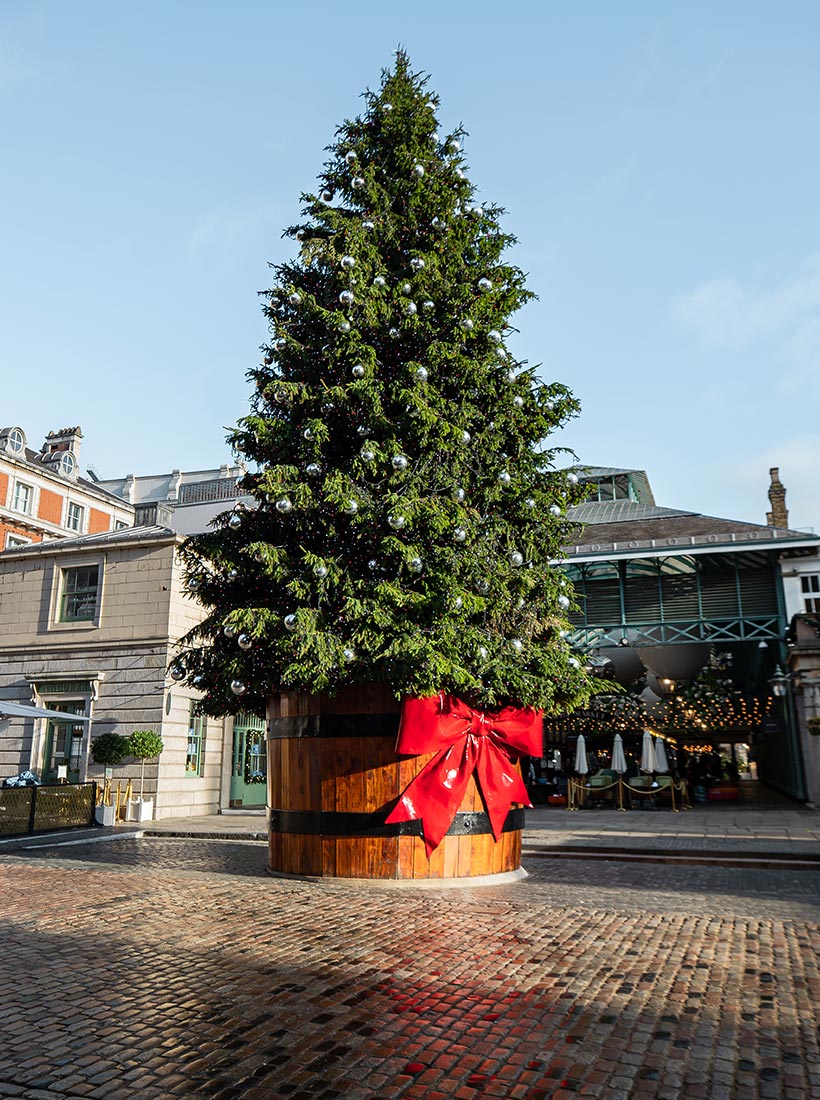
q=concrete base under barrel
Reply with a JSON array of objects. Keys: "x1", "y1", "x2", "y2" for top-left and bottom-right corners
[{"x1": 266, "y1": 685, "x2": 525, "y2": 881}]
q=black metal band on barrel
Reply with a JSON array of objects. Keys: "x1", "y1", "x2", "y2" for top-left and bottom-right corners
[
  {"x1": 267, "y1": 807, "x2": 526, "y2": 838},
  {"x1": 267, "y1": 713, "x2": 401, "y2": 739}
]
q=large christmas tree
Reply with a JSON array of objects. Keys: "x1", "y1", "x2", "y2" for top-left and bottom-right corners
[{"x1": 175, "y1": 52, "x2": 594, "y2": 719}]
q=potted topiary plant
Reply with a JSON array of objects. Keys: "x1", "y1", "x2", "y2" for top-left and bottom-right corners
[
  {"x1": 125, "y1": 729, "x2": 164, "y2": 822},
  {"x1": 90, "y1": 732, "x2": 131, "y2": 825}
]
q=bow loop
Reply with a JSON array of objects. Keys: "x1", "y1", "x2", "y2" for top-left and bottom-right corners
[{"x1": 385, "y1": 694, "x2": 543, "y2": 855}]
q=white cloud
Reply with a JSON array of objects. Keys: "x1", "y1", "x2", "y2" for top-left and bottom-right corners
[{"x1": 673, "y1": 257, "x2": 820, "y2": 391}]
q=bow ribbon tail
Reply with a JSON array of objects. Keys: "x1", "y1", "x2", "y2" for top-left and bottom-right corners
[
  {"x1": 475, "y1": 737, "x2": 534, "y2": 841},
  {"x1": 385, "y1": 735, "x2": 476, "y2": 855}
]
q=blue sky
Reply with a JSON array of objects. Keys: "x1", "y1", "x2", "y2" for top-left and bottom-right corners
[{"x1": 2, "y1": 2, "x2": 819, "y2": 529}]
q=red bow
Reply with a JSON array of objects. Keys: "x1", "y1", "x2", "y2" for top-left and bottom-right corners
[{"x1": 385, "y1": 694, "x2": 543, "y2": 855}]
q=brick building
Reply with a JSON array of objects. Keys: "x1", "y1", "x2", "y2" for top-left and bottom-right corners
[{"x1": 0, "y1": 425, "x2": 134, "y2": 549}]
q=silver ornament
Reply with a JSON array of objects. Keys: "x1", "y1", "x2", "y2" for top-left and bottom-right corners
[
  {"x1": 228, "y1": 513, "x2": 242, "y2": 530},
  {"x1": 454, "y1": 526, "x2": 467, "y2": 542},
  {"x1": 275, "y1": 498, "x2": 293, "y2": 514},
  {"x1": 306, "y1": 462, "x2": 322, "y2": 477},
  {"x1": 510, "y1": 639, "x2": 523, "y2": 654},
  {"x1": 409, "y1": 557, "x2": 423, "y2": 573},
  {"x1": 453, "y1": 487, "x2": 465, "y2": 502},
  {"x1": 567, "y1": 472, "x2": 579, "y2": 485},
  {"x1": 488, "y1": 329, "x2": 502, "y2": 343},
  {"x1": 345, "y1": 150, "x2": 358, "y2": 165},
  {"x1": 414, "y1": 365, "x2": 428, "y2": 382},
  {"x1": 476, "y1": 579, "x2": 490, "y2": 594},
  {"x1": 314, "y1": 563, "x2": 328, "y2": 579},
  {"x1": 388, "y1": 327, "x2": 400, "y2": 339},
  {"x1": 254, "y1": 550, "x2": 265, "y2": 563},
  {"x1": 524, "y1": 497, "x2": 536, "y2": 509},
  {"x1": 403, "y1": 301, "x2": 417, "y2": 316},
  {"x1": 289, "y1": 292, "x2": 302, "y2": 306},
  {"x1": 410, "y1": 257, "x2": 425, "y2": 271},
  {"x1": 510, "y1": 551, "x2": 524, "y2": 567},
  {"x1": 421, "y1": 299, "x2": 435, "y2": 312},
  {"x1": 362, "y1": 219, "x2": 375, "y2": 230},
  {"x1": 383, "y1": 102, "x2": 393, "y2": 112},
  {"x1": 392, "y1": 454, "x2": 408, "y2": 471},
  {"x1": 340, "y1": 255, "x2": 356, "y2": 270},
  {"x1": 513, "y1": 395, "x2": 525, "y2": 408},
  {"x1": 339, "y1": 290, "x2": 354, "y2": 306},
  {"x1": 412, "y1": 163, "x2": 425, "y2": 177},
  {"x1": 568, "y1": 657, "x2": 580, "y2": 670},
  {"x1": 230, "y1": 680, "x2": 247, "y2": 696},
  {"x1": 274, "y1": 337, "x2": 287, "y2": 351},
  {"x1": 461, "y1": 430, "x2": 471, "y2": 444},
  {"x1": 339, "y1": 320, "x2": 351, "y2": 333},
  {"x1": 454, "y1": 168, "x2": 465, "y2": 180},
  {"x1": 223, "y1": 623, "x2": 236, "y2": 639},
  {"x1": 373, "y1": 275, "x2": 386, "y2": 288},
  {"x1": 400, "y1": 282, "x2": 412, "y2": 295},
  {"x1": 343, "y1": 500, "x2": 359, "y2": 515},
  {"x1": 238, "y1": 633, "x2": 252, "y2": 651},
  {"x1": 361, "y1": 448, "x2": 375, "y2": 461},
  {"x1": 557, "y1": 595, "x2": 571, "y2": 610},
  {"x1": 549, "y1": 504, "x2": 562, "y2": 517},
  {"x1": 228, "y1": 569, "x2": 238, "y2": 580},
  {"x1": 388, "y1": 513, "x2": 406, "y2": 529},
  {"x1": 320, "y1": 190, "x2": 333, "y2": 203},
  {"x1": 545, "y1": 401, "x2": 555, "y2": 412},
  {"x1": 460, "y1": 318, "x2": 474, "y2": 331},
  {"x1": 303, "y1": 427, "x2": 314, "y2": 440},
  {"x1": 342, "y1": 647, "x2": 356, "y2": 663},
  {"x1": 187, "y1": 577, "x2": 200, "y2": 592},
  {"x1": 356, "y1": 425, "x2": 369, "y2": 436},
  {"x1": 368, "y1": 559, "x2": 379, "y2": 571},
  {"x1": 478, "y1": 277, "x2": 493, "y2": 292},
  {"x1": 170, "y1": 662, "x2": 186, "y2": 681},
  {"x1": 498, "y1": 471, "x2": 511, "y2": 485},
  {"x1": 284, "y1": 614, "x2": 297, "y2": 631},
  {"x1": 352, "y1": 176, "x2": 365, "y2": 188},
  {"x1": 507, "y1": 368, "x2": 517, "y2": 382},
  {"x1": 478, "y1": 646, "x2": 488, "y2": 660},
  {"x1": 274, "y1": 389, "x2": 288, "y2": 404},
  {"x1": 453, "y1": 597, "x2": 463, "y2": 610},
  {"x1": 352, "y1": 364, "x2": 365, "y2": 378}
]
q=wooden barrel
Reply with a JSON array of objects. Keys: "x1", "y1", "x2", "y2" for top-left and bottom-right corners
[{"x1": 266, "y1": 685, "x2": 526, "y2": 880}]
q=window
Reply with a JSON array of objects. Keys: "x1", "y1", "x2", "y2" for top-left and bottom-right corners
[
  {"x1": 12, "y1": 482, "x2": 32, "y2": 514},
  {"x1": 66, "y1": 502, "x2": 85, "y2": 532},
  {"x1": 114, "y1": 520, "x2": 129, "y2": 530},
  {"x1": 59, "y1": 565, "x2": 100, "y2": 622},
  {"x1": 187, "y1": 704, "x2": 206, "y2": 777},
  {"x1": 802, "y1": 574, "x2": 820, "y2": 614},
  {"x1": 8, "y1": 428, "x2": 24, "y2": 454},
  {"x1": 4, "y1": 534, "x2": 30, "y2": 549}
]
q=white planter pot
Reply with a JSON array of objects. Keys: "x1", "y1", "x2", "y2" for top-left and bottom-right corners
[
  {"x1": 95, "y1": 803, "x2": 117, "y2": 826},
  {"x1": 126, "y1": 798, "x2": 154, "y2": 822}
]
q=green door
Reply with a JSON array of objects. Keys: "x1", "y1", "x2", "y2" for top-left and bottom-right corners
[
  {"x1": 229, "y1": 714, "x2": 267, "y2": 807},
  {"x1": 42, "y1": 701, "x2": 86, "y2": 783}
]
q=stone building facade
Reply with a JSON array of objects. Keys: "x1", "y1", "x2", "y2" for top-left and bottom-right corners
[{"x1": 0, "y1": 525, "x2": 229, "y2": 817}]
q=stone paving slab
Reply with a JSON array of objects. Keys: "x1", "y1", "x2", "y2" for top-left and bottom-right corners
[{"x1": 0, "y1": 836, "x2": 818, "y2": 1100}]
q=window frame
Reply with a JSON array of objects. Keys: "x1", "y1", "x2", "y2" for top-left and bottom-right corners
[
  {"x1": 12, "y1": 481, "x2": 33, "y2": 514},
  {"x1": 186, "y1": 703, "x2": 206, "y2": 778},
  {"x1": 66, "y1": 501, "x2": 85, "y2": 533},
  {"x1": 58, "y1": 563, "x2": 101, "y2": 624}
]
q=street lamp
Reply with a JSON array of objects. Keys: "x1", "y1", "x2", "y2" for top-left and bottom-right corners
[{"x1": 769, "y1": 665, "x2": 789, "y2": 697}]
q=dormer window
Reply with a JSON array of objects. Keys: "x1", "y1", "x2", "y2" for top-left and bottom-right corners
[{"x1": 0, "y1": 426, "x2": 26, "y2": 455}]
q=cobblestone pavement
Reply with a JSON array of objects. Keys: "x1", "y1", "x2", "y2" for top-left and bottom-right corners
[{"x1": 0, "y1": 838, "x2": 818, "y2": 1100}]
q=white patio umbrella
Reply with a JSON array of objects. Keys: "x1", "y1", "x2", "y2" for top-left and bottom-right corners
[
  {"x1": 574, "y1": 734, "x2": 589, "y2": 775},
  {"x1": 640, "y1": 729, "x2": 657, "y2": 773},
  {"x1": 653, "y1": 736, "x2": 669, "y2": 774},
  {"x1": 0, "y1": 701, "x2": 90, "y2": 722},
  {"x1": 611, "y1": 733, "x2": 628, "y2": 774}
]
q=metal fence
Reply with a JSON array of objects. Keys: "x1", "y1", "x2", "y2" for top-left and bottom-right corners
[{"x1": 0, "y1": 782, "x2": 97, "y2": 837}]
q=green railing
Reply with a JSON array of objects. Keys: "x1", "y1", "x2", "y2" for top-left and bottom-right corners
[{"x1": 0, "y1": 782, "x2": 97, "y2": 836}]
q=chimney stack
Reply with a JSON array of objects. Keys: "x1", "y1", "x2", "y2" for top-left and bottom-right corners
[
  {"x1": 42, "y1": 426, "x2": 83, "y2": 463},
  {"x1": 766, "y1": 467, "x2": 789, "y2": 528}
]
